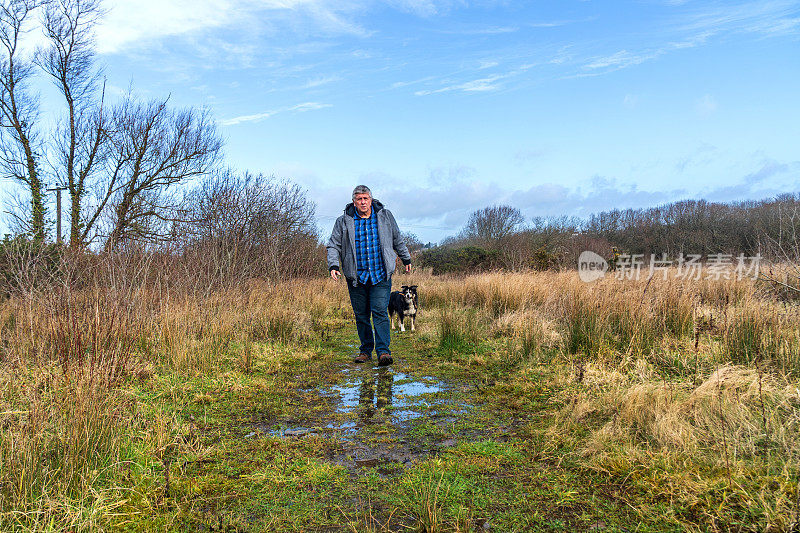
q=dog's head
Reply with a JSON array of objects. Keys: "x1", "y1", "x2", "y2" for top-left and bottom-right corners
[{"x1": 400, "y1": 285, "x2": 418, "y2": 304}]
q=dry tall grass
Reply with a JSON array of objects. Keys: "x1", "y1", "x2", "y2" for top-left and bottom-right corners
[
  {"x1": 416, "y1": 269, "x2": 799, "y2": 530},
  {"x1": 1, "y1": 261, "x2": 798, "y2": 530}
]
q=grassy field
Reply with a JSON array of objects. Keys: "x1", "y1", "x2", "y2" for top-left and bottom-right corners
[{"x1": 0, "y1": 269, "x2": 798, "y2": 531}]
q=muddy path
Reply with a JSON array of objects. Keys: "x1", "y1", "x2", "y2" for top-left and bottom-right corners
[
  {"x1": 257, "y1": 362, "x2": 477, "y2": 478},
  {"x1": 170, "y1": 327, "x2": 634, "y2": 533}
]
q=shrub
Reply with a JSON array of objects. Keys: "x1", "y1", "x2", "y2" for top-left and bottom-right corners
[
  {"x1": 0, "y1": 236, "x2": 64, "y2": 298},
  {"x1": 417, "y1": 246, "x2": 498, "y2": 275}
]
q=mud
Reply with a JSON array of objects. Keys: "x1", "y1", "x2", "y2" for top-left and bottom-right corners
[{"x1": 255, "y1": 364, "x2": 476, "y2": 477}]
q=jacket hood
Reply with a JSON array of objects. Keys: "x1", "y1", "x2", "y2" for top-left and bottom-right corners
[{"x1": 344, "y1": 198, "x2": 384, "y2": 217}]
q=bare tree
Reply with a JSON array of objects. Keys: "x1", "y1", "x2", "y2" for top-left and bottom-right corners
[
  {"x1": 0, "y1": 0, "x2": 46, "y2": 240},
  {"x1": 402, "y1": 231, "x2": 423, "y2": 253},
  {"x1": 759, "y1": 197, "x2": 800, "y2": 298},
  {"x1": 462, "y1": 204, "x2": 525, "y2": 244},
  {"x1": 104, "y1": 96, "x2": 222, "y2": 249},
  {"x1": 1, "y1": 0, "x2": 223, "y2": 249},
  {"x1": 178, "y1": 170, "x2": 319, "y2": 288},
  {"x1": 36, "y1": 0, "x2": 108, "y2": 246}
]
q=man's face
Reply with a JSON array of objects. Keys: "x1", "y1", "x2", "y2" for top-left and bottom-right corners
[{"x1": 354, "y1": 193, "x2": 372, "y2": 217}]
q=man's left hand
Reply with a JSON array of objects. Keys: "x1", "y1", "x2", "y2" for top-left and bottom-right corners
[{"x1": 405, "y1": 264, "x2": 411, "y2": 274}]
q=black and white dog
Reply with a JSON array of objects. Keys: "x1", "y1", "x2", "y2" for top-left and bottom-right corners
[{"x1": 388, "y1": 285, "x2": 418, "y2": 332}]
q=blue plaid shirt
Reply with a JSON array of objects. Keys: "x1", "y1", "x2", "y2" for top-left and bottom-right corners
[{"x1": 354, "y1": 209, "x2": 386, "y2": 284}]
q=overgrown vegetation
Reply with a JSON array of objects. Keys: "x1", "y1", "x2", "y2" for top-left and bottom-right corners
[{"x1": 1, "y1": 255, "x2": 798, "y2": 531}]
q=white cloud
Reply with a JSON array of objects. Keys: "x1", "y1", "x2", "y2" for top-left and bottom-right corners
[
  {"x1": 95, "y1": 0, "x2": 371, "y2": 54},
  {"x1": 391, "y1": 75, "x2": 438, "y2": 88},
  {"x1": 695, "y1": 94, "x2": 718, "y2": 116},
  {"x1": 415, "y1": 74, "x2": 503, "y2": 95},
  {"x1": 96, "y1": 0, "x2": 241, "y2": 54},
  {"x1": 220, "y1": 101, "x2": 331, "y2": 126},
  {"x1": 414, "y1": 63, "x2": 535, "y2": 96},
  {"x1": 302, "y1": 75, "x2": 343, "y2": 89},
  {"x1": 528, "y1": 18, "x2": 588, "y2": 28},
  {"x1": 94, "y1": 0, "x2": 479, "y2": 55},
  {"x1": 94, "y1": 0, "x2": 491, "y2": 55},
  {"x1": 571, "y1": 2, "x2": 800, "y2": 78},
  {"x1": 585, "y1": 49, "x2": 658, "y2": 70},
  {"x1": 387, "y1": 0, "x2": 463, "y2": 17},
  {"x1": 287, "y1": 155, "x2": 800, "y2": 243},
  {"x1": 293, "y1": 101, "x2": 332, "y2": 111},
  {"x1": 440, "y1": 25, "x2": 519, "y2": 35},
  {"x1": 677, "y1": 0, "x2": 800, "y2": 38},
  {"x1": 623, "y1": 94, "x2": 639, "y2": 108}
]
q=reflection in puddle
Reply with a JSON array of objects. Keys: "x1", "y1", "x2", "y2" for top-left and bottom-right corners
[{"x1": 328, "y1": 371, "x2": 444, "y2": 426}]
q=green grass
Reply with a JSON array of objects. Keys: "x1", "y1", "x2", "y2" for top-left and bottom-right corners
[{"x1": 91, "y1": 316, "x2": 658, "y2": 532}]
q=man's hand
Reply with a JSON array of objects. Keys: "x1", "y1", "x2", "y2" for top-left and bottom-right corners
[
  {"x1": 405, "y1": 264, "x2": 411, "y2": 274},
  {"x1": 330, "y1": 269, "x2": 341, "y2": 281}
]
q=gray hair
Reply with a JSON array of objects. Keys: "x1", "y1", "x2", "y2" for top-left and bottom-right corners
[{"x1": 352, "y1": 185, "x2": 372, "y2": 201}]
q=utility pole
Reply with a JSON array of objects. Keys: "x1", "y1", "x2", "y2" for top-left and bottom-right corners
[{"x1": 47, "y1": 186, "x2": 68, "y2": 244}]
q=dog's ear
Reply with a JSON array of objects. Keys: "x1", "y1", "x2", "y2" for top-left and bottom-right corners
[
  {"x1": 401, "y1": 285, "x2": 408, "y2": 290},
  {"x1": 410, "y1": 285, "x2": 418, "y2": 290}
]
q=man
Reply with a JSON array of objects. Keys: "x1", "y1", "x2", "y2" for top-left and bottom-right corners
[{"x1": 327, "y1": 185, "x2": 411, "y2": 366}]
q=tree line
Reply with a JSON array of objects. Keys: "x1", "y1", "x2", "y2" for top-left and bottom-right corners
[{"x1": 419, "y1": 194, "x2": 800, "y2": 274}]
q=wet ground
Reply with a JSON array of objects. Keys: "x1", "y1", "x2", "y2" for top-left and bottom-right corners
[{"x1": 255, "y1": 363, "x2": 477, "y2": 478}]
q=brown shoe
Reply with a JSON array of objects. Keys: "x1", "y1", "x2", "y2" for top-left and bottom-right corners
[
  {"x1": 353, "y1": 353, "x2": 371, "y2": 363},
  {"x1": 377, "y1": 353, "x2": 393, "y2": 366}
]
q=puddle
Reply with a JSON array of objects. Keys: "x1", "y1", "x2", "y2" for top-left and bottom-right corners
[
  {"x1": 261, "y1": 371, "x2": 468, "y2": 440},
  {"x1": 327, "y1": 371, "x2": 444, "y2": 424},
  {"x1": 266, "y1": 426, "x2": 319, "y2": 437},
  {"x1": 255, "y1": 368, "x2": 477, "y2": 478}
]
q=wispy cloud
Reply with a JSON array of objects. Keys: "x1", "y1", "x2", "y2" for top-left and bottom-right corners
[
  {"x1": 220, "y1": 101, "x2": 331, "y2": 126},
  {"x1": 584, "y1": 49, "x2": 658, "y2": 70},
  {"x1": 695, "y1": 94, "x2": 718, "y2": 116},
  {"x1": 391, "y1": 75, "x2": 439, "y2": 89},
  {"x1": 415, "y1": 74, "x2": 505, "y2": 95},
  {"x1": 96, "y1": 0, "x2": 373, "y2": 55},
  {"x1": 675, "y1": 143, "x2": 718, "y2": 173},
  {"x1": 302, "y1": 75, "x2": 343, "y2": 89},
  {"x1": 701, "y1": 159, "x2": 800, "y2": 202},
  {"x1": 677, "y1": 0, "x2": 800, "y2": 37},
  {"x1": 388, "y1": 0, "x2": 468, "y2": 17},
  {"x1": 96, "y1": 0, "x2": 487, "y2": 55},
  {"x1": 515, "y1": 149, "x2": 547, "y2": 163},
  {"x1": 414, "y1": 63, "x2": 534, "y2": 96},
  {"x1": 528, "y1": 18, "x2": 591, "y2": 28},
  {"x1": 439, "y1": 25, "x2": 519, "y2": 35},
  {"x1": 623, "y1": 94, "x2": 640, "y2": 108},
  {"x1": 572, "y1": 1, "x2": 800, "y2": 77}
]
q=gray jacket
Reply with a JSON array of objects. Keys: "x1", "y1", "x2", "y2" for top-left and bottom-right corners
[{"x1": 327, "y1": 199, "x2": 411, "y2": 285}]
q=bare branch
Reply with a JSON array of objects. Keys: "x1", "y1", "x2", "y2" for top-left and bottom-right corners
[
  {"x1": 104, "y1": 96, "x2": 223, "y2": 249},
  {"x1": 0, "y1": 0, "x2": 47, "y2": 239}
]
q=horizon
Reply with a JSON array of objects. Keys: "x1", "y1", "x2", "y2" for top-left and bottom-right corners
[{"x1": 1, "y1": 0, "x2": 799, "y2": 243}]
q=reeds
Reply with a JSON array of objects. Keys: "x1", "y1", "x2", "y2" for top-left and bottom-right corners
[
  {"x1": 1, "y1": 258, "x2": 798, "y2": 530},
  {"x1": 0, "y1": 366, "x2": 139, "y2": 530}
]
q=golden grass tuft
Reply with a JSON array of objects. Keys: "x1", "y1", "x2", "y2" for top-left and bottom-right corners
[{"x1": 0, "y1": 364, "x2": 148, "y2": 531}]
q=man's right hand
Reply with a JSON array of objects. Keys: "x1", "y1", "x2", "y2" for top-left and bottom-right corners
[{"x1": 330, "y1": 269, "x2": 341, "y2": 281}]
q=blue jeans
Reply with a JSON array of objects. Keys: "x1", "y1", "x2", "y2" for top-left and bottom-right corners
[{"x1": 347, "y1": 277, "x2": 391, "y2": 356}]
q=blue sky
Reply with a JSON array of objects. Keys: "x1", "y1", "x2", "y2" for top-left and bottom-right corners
[{"x1": 3, "y1": 0, "x2": 800, "y2": 242}]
